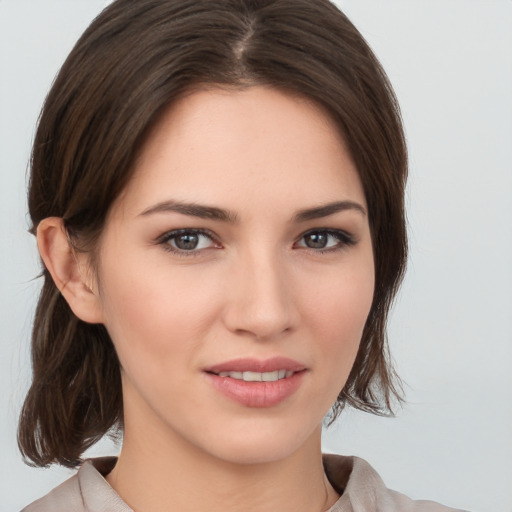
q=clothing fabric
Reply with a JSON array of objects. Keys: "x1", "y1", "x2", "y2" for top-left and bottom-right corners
[{"x1": 22, "y1": 454, "x2": 468, "y2": 512}]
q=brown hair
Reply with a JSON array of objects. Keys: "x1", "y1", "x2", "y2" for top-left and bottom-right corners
[{"x1": 19, "y1": 0, "x2": 407, "y2": 468}]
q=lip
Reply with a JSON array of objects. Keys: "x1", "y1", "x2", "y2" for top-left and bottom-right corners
[
  {"x1": 203, "y1": 357, "x2": 307, "y2": 408},
  {"x1": 203, "y1": 357, "x2": 306, "y2": 374}
]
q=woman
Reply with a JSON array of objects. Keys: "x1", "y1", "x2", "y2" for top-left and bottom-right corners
[{"x1": 17, "y1": 1, "x2": 466, "y2": 511}]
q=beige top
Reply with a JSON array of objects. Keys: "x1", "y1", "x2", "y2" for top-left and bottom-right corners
[{"x1": 22, "y1": 455, "x2": 468, "y2": 512}]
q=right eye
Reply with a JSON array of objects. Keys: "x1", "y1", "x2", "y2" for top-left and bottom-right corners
[{"x1": 158, "y1": 229, "x2": 219, "y2": 255}]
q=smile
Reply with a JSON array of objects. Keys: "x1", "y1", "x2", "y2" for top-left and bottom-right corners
[
  {"x1": 216, "y1": 370, "x2": 295, "y2": 382},
  {"x1": 204, "y1": 357, "x2": 307, "y2": 407}
]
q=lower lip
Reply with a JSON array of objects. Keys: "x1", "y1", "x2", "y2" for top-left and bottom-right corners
[{"x1": 205, "y1": 371, "x2": 306, "y2": 408}]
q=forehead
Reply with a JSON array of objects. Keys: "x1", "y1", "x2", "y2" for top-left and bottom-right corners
[{"x1": 116, "y1": 86, "x2": 365, "y2": 217}]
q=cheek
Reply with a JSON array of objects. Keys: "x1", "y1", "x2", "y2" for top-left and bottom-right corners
[
  {"x1": 97, "y1": 257, "x2": 225, "y2": 368},
  {"x1": 302, "y1": 256, "x2": 375, "y2": 375}
]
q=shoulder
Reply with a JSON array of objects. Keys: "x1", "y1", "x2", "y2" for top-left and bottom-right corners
[
  {"x1": 323, "y1": 454, "x2": 469, "y2": 512},
  {"x1": 21, "y1": 473, "x2": 83, "y2": 512},
  {"x1": 21, "y1": 457, "x2": 131, "y2": 512}
]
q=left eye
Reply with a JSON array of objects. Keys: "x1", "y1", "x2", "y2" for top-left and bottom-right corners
[
  {"x1": 161, "y1": 230, "x2": 216, "y2": 252},
  {"x1": 296, "y1": 230, "x2": 353, "y2": 250}
]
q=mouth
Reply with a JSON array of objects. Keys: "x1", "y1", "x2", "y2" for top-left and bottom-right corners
[
  {"x1": 203, "y1": 357, "x2": 307, "y2": 407},
  {"x1": 203, "y1": 356, "x2": 306, "y2": 379},
  {"x1": 213, "y1": 369, "x2": 296, "y2": 382}
]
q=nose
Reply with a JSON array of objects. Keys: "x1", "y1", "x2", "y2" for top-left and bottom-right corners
[{"x1": 222, "y1": 248, "x2": 297, "y2": 341}]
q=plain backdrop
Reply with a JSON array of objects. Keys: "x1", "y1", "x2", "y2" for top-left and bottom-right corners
[{"x1": 1, "y1": 1, "x2": 511, "y2": 511}]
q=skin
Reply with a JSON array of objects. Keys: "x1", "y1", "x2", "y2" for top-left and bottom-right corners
[{"x1": 39, "y1": 86, "x2": 375, "y2": 512}]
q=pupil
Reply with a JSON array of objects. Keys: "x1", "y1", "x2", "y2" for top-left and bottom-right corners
[
  {"x1": 305, "y1": 233, "x2": 327, "y2": 249},
  {"x1": 175, "y1": 233, "x2": 199, "y2": 250}
]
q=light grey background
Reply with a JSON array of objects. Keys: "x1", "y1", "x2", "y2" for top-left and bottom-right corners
[{"x1": 1, "y1": 1, "x2": 511, "y2": 511}]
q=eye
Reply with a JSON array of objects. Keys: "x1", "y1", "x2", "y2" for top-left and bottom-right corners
[
  {"x1": 158, "y1": 229, "x2": 219, "y2": 254},
  {"x1": 295, "y1": 229, "x2": 355, "y2": 251}
]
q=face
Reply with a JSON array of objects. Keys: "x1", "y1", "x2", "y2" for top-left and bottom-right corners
[{"x1": 93, "y1": 86, "x2": 374, "y2": 465}]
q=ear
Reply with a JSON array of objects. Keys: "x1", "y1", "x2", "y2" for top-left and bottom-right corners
[{"x1": 36, "y1": 217, "x2": 104, "y2": 324}]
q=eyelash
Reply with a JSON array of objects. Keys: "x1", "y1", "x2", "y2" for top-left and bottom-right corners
[
  {"x1": 155, "y1": 228, "x2": 356, "y2": 257},
  {"x1": 297, "y1": 228, "x2": 356, "y2": 254},
  {"x1": 156, "y1": 228, "x2": 220, "y2": 257}
]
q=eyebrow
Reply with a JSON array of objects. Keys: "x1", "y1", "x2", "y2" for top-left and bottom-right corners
[
  {"x1": 139, "y1": 200, "x2": 239, "y2": 223},
  {"x1": 293, "y1": 200, "x2": 367, "y2": 222},
  {"x1": 139, "y1": 199, "x2": 366, "y2": 223}
]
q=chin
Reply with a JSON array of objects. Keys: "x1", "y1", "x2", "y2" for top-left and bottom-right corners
[{"x1": 195, "y1": 416, "x2": 322, "y2": 466}]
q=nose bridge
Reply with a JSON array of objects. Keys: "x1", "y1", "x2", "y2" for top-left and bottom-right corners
[{"x1": 224, "y1": 243, "x2": 295, "y2": 339}]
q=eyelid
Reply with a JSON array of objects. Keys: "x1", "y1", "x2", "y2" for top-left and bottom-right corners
[
  {"x1": 155, "y1": 228, "x2": 221, "y2": 256},
  {"x1": 294, "y1": 228, "x2": 356, "y2": 251}
]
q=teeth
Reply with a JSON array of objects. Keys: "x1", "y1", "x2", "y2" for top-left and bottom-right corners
[
  {"x1": 244, "y1": 371, "x2": 263, "y2": 382},
  {"x1": 261, "y1": 370, "x2": 279, "y2": 382},
  {"x1": 217, "y1": 370, "x2": 294, "y2": 382}
]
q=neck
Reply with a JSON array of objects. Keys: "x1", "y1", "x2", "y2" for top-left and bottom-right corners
[{"x1": 107, "y1": 421, "x2": 338, "y2": 512}]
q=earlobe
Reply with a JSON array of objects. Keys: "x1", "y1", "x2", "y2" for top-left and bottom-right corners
[{"x1": 36, "y1": 217, "x2": 104, "y2": 324}]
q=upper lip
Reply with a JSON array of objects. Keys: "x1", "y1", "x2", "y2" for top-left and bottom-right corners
[{"x1": 204, "y1": 357, "x2": 307, "y2": 374}]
